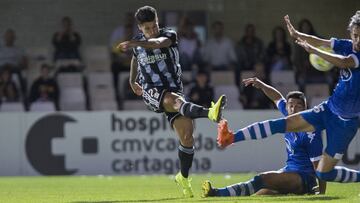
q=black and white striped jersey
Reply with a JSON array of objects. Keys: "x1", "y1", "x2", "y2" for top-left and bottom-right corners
[{"x1": 132, "y1": 28, "x2": 183, "y2": 90}]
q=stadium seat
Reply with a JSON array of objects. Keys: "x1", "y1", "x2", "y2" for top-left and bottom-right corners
[
  {"x1": 211, "y1": 71, "x2": 235, "y2": 86},
  {"x1": 270, "y1": 70, "x2": 296, "y2": 86},
  {"x1": 273, "y1": 83, "x2": 300, "y2": 96},
  {"x1": 57, "y1": 73, "x2": 83, "y2": 88},
  {"x1": 214, "y1": 85, "x2": 242, "y2": 109},
  {"x1": 240, "y1": 70, "x2": 256, "y2": 80},
  {"x1": 305, "y1": 83, "x2": 329, "y2": 98},
  {"x1": 84, "y1": 46, "x2": 111, "y2": 72},
  {"x1": 87, "y1": 72, "x2": 113, "y2": 88},
  {"x1": 87, "y1": 72, "x2": 117, "y2": 110},
  {"x1": 29, "y1": 101, "x2": 56, "y2": 112},
  {"x1": 0, "y1": 102, "x2": 25, "y2": 112},
  {"x1": 60, "y1": 87, "x2": 86, "y2": 110}
]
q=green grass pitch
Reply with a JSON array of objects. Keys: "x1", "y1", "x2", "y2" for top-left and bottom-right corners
[{"x1": 0, "y1": 173, "x2": 359, "y2": 203}]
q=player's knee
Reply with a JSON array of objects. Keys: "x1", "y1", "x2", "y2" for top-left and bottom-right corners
[
  {"x1": 178, "y1": 130, "x2": 194, "y2": 146},
  {"x1": 316, "y1": 170, "x2": 335, "y2": 181}
]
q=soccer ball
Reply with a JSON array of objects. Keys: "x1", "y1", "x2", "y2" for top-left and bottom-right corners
[{"x1": 309, "y1": 46, "x2": 334, "y2": 71}]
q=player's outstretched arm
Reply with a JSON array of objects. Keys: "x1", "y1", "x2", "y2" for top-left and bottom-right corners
[
  {"x1": 242, "y1": 77, "x2": 284, "y2": 104},
  {"x1": 284, "y1": 15, "x2": 331, "y2": 47},
  {"x1": 117, "y1": 37, "x2": 172, "y2": 51},
  {"x1": 296, "y1": 38, "x2": 356, "y2": 68},
  {"x1": 129, "y1": 56, "x2": 142, "y2": 96}
]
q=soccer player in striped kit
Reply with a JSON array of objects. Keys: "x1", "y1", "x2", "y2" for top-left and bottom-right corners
[
  {"x1": 217, "y1": 11, "x2": 360, "y2": 186},
  {"x1": 116, "y1": 6, "x2": 226, "y2": 198},
  {"x1": 203, "y1": 78, "x2": 326, "y2": 197}
]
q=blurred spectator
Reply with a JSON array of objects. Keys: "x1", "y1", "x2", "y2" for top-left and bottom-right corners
[
  {"x1": 109, "y1": 13, "x2": 136, "y2": 108},
  {"x1": 235, "y1": 24, "x2": 265, "y2": 86},
  {"x1": 109, "y1": 13, "x2": 137, "y2": 48},
  {"x1": 293, "y1": 19, "x2": 332, "y2": 90},
  {"x1": 0, "y1": 67, "x2": 20, "y2": 103},
  {"x1": 52, "y1": 16, "x2": 82, "y2": 72},
  {"x1": 29, "y1": 64, "x2": 59, "y2": 110},
  {"x1": 240, "y1": 62, "x2": 271, "y2": 109},
  {"x1": 178, "y1": 16, "x2": 202, "y2": 73},
  {"x1": 0, "y1": 29, "x2": 28, "y2": 94},
  {"x1": 202, "y1": 21, "x2": 237, "y2": 72},
  {"x1": 265, "y1": 26, "x2": 292, "y2": 74},
  {"x1": 188, "y1": 70, "x2": 214, "y2": 108}
]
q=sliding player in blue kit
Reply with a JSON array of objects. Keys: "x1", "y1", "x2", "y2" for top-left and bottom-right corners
[
  {"x1": 217, "y1": 11, "x2": 360, "y2": 185},
  {"x1": 202, "y1": 78, "x2": 326, "y2": 197}
]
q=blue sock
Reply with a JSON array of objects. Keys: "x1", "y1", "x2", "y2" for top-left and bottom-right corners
[
  {"x1": 234, "y1": 118, "x2": 286, "y2": 142},
  {"x1": 316, "y1": 166, "x2": 360, "y2": 182},
  {"x1": 216, "y1": 175, "x2": 263, "y2": 196}
]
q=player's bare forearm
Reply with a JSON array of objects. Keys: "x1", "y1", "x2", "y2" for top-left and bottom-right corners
[
  {"x1": 258, "y1": 81, "x2": 283, "y2": 103},
  {"x1": 311, "y1": 45, "x2": 356, "y2": 68},
  {"x1": 132, "y1": 37, "x2": 171, "y2": 49},
  {"x1": 129, "y1": 56, "x2": 138, "y2": 84},
  {"x1": 243, "y1": 77, "x2": 283, "y2": 103},
  {"x1": 296, "y1": 33, "x2": 331, "y2": 47}
]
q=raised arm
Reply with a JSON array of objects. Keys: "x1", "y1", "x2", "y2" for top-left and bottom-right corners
[
  {"x1": 284, "y1": 15, "x2": 331, "y2": 47},
  {"x1": 242, "y1": 77, "x2": 284, "y2": 104},
  {"x1": 117, "y1": 37, "x2": 172, "y2": 52},
  {"x1": 295, "y1": 38, "x2": 357, "y2": 68}
]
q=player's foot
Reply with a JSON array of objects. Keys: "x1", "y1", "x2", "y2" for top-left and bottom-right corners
[
  {"x1": 208, "y1": 95, "x2": 227, "y2": 123},
  {"x1": 217, "y1": 120, "x2": 234, "y2": 148},
  {"x1": 202, "y1": 180, "x2": 217, "y2": 197},
  {"x1": 175, "y1": 172, "x2": 194, "y2": 198}
]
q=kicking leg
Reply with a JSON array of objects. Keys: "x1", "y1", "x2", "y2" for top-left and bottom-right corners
[
  {"x1": 162, "y1": 92, "x2": 226, "y2": 122},
  {"x1": 217, "y1": 113, "x2": 315, "y2": 147}
]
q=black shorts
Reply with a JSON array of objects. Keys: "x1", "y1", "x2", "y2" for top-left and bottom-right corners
[{"x1": 142, "y1": 86, "x2": 184, "y2": 125}]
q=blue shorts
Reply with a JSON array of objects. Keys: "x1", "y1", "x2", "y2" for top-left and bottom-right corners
[{"x1": 300, "y1": 101, "x2": 358, "y2": 159}]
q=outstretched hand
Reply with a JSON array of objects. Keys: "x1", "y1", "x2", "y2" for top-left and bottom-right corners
[
  {"x1": 284, "y1": 15, "x2": 298, "y2": 40},
  {"x1": 242, "y1": 77, "x2": 264, "y2": 89},
  {"x1": 116, "y1": 41, "x2": 134, "y2": 52}
]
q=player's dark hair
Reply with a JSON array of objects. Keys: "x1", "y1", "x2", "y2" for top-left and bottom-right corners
[
  {"x1": 135, "y1": 6, "x2": 157, "y2": 24},
  {"x1": 348, "y1": 10, "x2": 360, "y2": 30},
  {"x1": 286, "y1": 91, "x2": 307, "y2": 108}
]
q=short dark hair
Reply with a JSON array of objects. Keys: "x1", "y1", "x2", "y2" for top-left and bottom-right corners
[
  {"x1": 135, "y1": 6, "x2": 157, "y2": 24},
  {"x1": 286, "y1": 91, "x2": 307, "y2": 107},
  {"x1": 348, "y1": 10, "x2": 360, "y2": 30}
]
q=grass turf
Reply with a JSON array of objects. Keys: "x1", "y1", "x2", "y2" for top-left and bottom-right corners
[{"x1": 0, "y1": 173, "x2": 359, "y2": 203}]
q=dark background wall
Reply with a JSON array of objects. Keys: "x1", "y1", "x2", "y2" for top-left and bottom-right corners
[{"x1": 0, "y1": 0, "x2": 359, "y2": 47}]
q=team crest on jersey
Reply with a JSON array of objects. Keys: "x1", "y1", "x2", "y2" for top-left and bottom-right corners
[{"x1": 340, "y1": 68, "x2": 352, "y2": 81}]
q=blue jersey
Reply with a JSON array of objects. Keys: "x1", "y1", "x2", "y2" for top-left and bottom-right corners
[
  {"x1": 328, "y1": 38, "x2": 360, "y2": 118},
  {"x1": 277, "y1": 99, "x2": 323, "y2": 174}
]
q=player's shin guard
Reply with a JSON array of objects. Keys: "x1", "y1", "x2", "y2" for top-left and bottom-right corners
[
  {"x1": 179, "y1": 102, "x2": 208, "y2": 119},
  {"x1": 316, "y1": 166, "x2": 360, "y2": 182},
  {"x1": 178, "y1": 144, "x2": 194, "y2": 178},
  {"x1": 216, "y1": 175, "x2": 263, "y2": 196},
  {"x1": 234, "y1": 118, "x2": 286, "y2": 142}
]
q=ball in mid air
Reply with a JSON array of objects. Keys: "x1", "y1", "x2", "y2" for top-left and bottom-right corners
[{"x1": 309, "y1": 46, "x2": 334, "y2": 71}]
